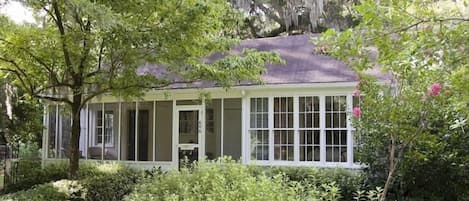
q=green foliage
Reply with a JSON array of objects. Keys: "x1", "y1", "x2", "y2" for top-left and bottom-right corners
[
  {"x1": 250, "y1": 166, "x2": 365, "y2": 201},
  {"x1": 1, "y1": 163, "x2": 143, "y2": 201},
  {"x1": 124, "y1": 159, "x2": 341, "y2": 201},
  {"x1": 79, "y1": 163, "x2": 143, "y2": 201},
  {"x1": 0, "y1": 182, "x2": 73, "y2": 201},
  {"x1": 3, "y1": 160, "x2": 69, "y2": 193},
  {"x1": 319, "y1": 0, "x2": 469, "y2": 200},
  {"x1": 1, "y1": 0, "x2": 282, "y2": 176}
]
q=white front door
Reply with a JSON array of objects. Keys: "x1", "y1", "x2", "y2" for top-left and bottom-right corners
[{"x1": 173, "y1": 105, "x2": 204, "y2": 167}]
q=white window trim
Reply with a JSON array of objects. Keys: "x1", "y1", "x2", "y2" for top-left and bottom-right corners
[
  {"x1": 246, "y1": 93, "x2": 359, "y2": 168},
  {"x1": 91, "y1": 110, "x2": 114, "y2": 147}
]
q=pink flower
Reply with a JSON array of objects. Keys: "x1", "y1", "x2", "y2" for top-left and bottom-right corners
[
  {"x1": 427, "y1": 83, "x2": 441, "y2": 97},
  {"x1": 352, "y1": 107, "x2": 361, "y2": 118},
  {"x1": 352, "y1": 89, "x2": 361, "y2": 97}
]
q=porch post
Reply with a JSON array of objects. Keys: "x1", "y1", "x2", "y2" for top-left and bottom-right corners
[
  {"x1": 55, "y1": 104, "x2": 59, "y2": 158},
  {"x1": 85, "y1": 103, "x2": 88, "y2": 160},
  {"x1": 101, "y1": 102, "x2": 105, "y2": 160},
  {"x1": 346, "y1": 94, "x2": 354, "y2": 165},
  {"x1": 152, "y1": 100, "x2": 156, "y2": 161},
  {"x1": 118, "y1": 100, "x2": 122, "y2": 161},
  {"x1": 134, "y1": 101, "x2": 139, "y2": 161},
  {"x1": 172, "y1": 100, "x2": 177, "y2": 166},
  {"x1": 220, "y1": 98, "x2": 224, "y2": 158},
  {"x1": 42, "y1": 104, "x2": 48, "y2": 167},
  {"x1": 319, "y1": 96, "x2": 326, "y2": 165},
  {"x1": 241, "y1": 92, "x2": 248, "y2": 164},
  {"x1": 293, "y1": 96, "x2": 300, "y2": 162}
]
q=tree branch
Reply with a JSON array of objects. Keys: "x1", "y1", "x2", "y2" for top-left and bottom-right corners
[{"x1": 52, "y1": 0, "x2": 73, "y2": 72}]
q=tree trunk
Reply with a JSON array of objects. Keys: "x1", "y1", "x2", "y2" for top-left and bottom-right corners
[
  {"x1": 380, "y1": 138, "x2": 397, "y2": 201},
  {"x1": 69, "y1": 91, "x2": 82, "y2": 179}
]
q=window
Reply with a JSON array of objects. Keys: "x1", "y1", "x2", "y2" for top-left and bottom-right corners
[
  {"x1": 299, "y1": 96, "x2": 320, "y2": 162},
  {"x1": 250, "y1": 98, "x2": 269, "y2": 160},
  {"x1": 273, "y1": 97, "x2": 294, "y2": 161},
  {"x1": 248, "y1": 95, "x2": 355, "y2": 166},
  {"x1": 96, "y1": 111, "x2": 113, "y2": 145},
  {"x1": 325, "y1": 96, "x2": 347, "y2": 162}
]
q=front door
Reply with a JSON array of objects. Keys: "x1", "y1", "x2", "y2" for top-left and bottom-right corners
[{"x1": 174, "y1": 106, "x2": 204, "y2": 167}]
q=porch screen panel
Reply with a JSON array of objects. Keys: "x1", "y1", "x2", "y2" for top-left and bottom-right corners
[
  {"x1": 273, "y1": 97, "x2": 294, "y2": 161},
  {"x1": 87, "y1": 103, "x2": 103, "y2": 160},
  {"x1": 136, "y1": 102, "x2": 154, "y2": 161},
  {"x1": 325, "y1": 96, "x2": 347, "y2": 162},
  {"x1": 205, "y1": 99, "x2": 221, "y2": 160},
  {"x1": 223, "y1": 98, "x2": 242, "y2": 159},
  {"x1": 249, "y1": 97, "x2": 268, "y2": 161},
  {"x1": 155, "y1": 101, "x2": 172, "y2": 161},
  {"x1": 299, "y1": 96, "x2": 320, "y2": 162},
  {"x1": 103, "y1": 103, "x2": 118, "y2": 160},
  {"x1": 59, "y1": 105, "x2": 71, "y2": 159},
  {"x1": 47, "y1": 105, "x2": 57, "y2": 158}
]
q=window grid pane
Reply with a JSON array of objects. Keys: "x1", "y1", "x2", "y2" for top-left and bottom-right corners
[
  {"x1": 325, "y1": 130, "x2": 347, "y2": 162},
  {"x1": 250, "y1": 130, "x2": 269, "y2": 160},
  {"x1": 274, "y1": 130, "x2": 294, "y2": 161},
  {"x1": 96, "y1": 111, "x2": 113, "y2": 145},
  {"x1": 250, "y1": 98, "x2": 268, "y2": 128},
  {"x1": 300, "y1": 130, "x2": 320, "y2": 161}
]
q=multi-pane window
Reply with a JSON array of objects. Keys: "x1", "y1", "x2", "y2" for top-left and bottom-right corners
[
  {"x1": 325, "y1": 96, "x2": 347, "y2": 162},
  {"x1": 274, "y1": 97, "x2": 294, "y2": 161},
  {"x1": 96, "y1": 111, "x2": 113, "y2": 145},
  {"x1": 250, "y1": 98, "x2": 269, "y2": 160},
  {"x1": 299, "y1": 96, "x2": 320, "y2": 161},
  {"x1": 249, "y1": 95, "x2": 355, "y2": 165}
]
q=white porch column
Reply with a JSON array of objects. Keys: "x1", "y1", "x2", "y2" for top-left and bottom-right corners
[
  {"x1": 346, "y1": 94, "x2": 354, "y2": 165},
  {"x1": 118, "y1": 100, "x2": 122, "y2": 161},
  {"x1": 84, "y1": 103, "x2": 89, "y2": 160},
  {"x1": 55, "y1": 104, "x2": 59, "y2": 158},
  {"x1": 220, "y1": 98, "x2": 224, "y2": 158},
  {"x1": 268, "y1": 97, "x2": 274, "y2": 162},
  {"x1": 171, "y1": 100, "x2": 177, "y2": 166},
  {"x1": 101, "y1": 102, "x2": 105, "y2": 160},
  {"x1": 42, "y1": 104, "x2": 48, "y2": 167},
  {"x1": 152, "y1": 100, "x2": 156, "y2": 161},
  {"x1": 134, "y1": 101, "x2": 139, "y2": 161},
  {"x1": 319, "y1": 96, "x2": 326, "y2": 164},
  {"x1": 293, "y1": 96, "x2": 300, "y2": 162}
]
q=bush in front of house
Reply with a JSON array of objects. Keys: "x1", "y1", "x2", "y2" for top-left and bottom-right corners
[
  {"x1": 3, "y1": 159, "x2": 69, "y2": 193},
  {"x1": 124, "y1": 159, "x2": 342, "y2": 201},
  {"x1": 0, "y1": 163, "x2": 144, "y2": 201},
  {"x1": 250, "y1": 166, "x2": 365, "y2": 201},
  {"x1": 0, "y1": 180, "x2": 84, "y2": 201},
  {"x1": 80, "y1": 163, "x2": 144, "y2": 201}
]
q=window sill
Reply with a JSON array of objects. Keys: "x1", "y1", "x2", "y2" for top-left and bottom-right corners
[{"x1": 247, "y1": 160, "x2": 363, "y2": 169}]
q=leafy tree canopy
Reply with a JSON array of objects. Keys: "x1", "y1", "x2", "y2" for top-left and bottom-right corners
[
  {"x1": 319, "y1": 0, "x2": 468, "y2": 200},
  {"x1": 0, "y1": 0, "x2": 282, "y2": 177}
]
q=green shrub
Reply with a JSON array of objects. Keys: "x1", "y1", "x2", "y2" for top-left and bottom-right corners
[
  {"x1": 80, "y1": 163, "x2": 143, "y2": 201},
  {"x1": 0, "y1": 180, "x2": 83, "y2": 201},
  {"x1": 124, "y1": 159, "x2": 341, "y2": 201},
  {"x1": 250, "y1": 166, "x2": 365, "y2": 201},
  {"x1": 1, "y1": 163, "x2": 143, "y2": 201},
  {"x1": 3, "y1": 159, "x2": 69, "y2": 193}
]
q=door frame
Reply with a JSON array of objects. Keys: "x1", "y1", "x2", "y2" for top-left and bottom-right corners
[{"x1": 172, "y1": 105, "x2": 205, "y2": 167}]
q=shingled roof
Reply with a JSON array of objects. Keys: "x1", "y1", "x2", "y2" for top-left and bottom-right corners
[
  {"x1": 239, "y1": 34, "x2": 357, "y2": 85},
  {"x1": 139, "y1": 34, "x2": 386, "y2": 89}
]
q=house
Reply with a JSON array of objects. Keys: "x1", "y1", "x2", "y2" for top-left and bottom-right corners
[{"x1": 41, "y1": 34, "x2": 385, "y2": 170}]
